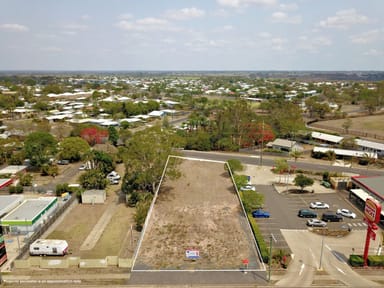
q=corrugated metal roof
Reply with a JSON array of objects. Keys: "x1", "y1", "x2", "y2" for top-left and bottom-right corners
[{"x1": 311, "y1": 131, "x2": 343, "y2": 143}]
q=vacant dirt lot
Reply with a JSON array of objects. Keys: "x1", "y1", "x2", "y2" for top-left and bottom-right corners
[{"x1": 133, "y1": 158, "x2": 260, "y2": 270}]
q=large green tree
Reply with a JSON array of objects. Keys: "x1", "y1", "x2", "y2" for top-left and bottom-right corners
[
  {"x1": 59, "y1": 137, "x2": 90, "y2": 162},
  {"x1": 79, "y1": 169, "x2": 108, "y2": 190},
  {"x1": 121, "y1": 126, "x2": 183, "y2": 194},
  {"x1": 24, "y1": 131, "x2": 57, "y2": 167}
]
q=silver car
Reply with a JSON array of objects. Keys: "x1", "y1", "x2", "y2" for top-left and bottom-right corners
[
  {"x1": 307, "y1": 219, "x2": 327, "y2": 227},
  {"x1": 336, "y1": 208, "x2": 356, "y2": 219}
]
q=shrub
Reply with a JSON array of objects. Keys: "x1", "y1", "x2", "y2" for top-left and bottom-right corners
[
  {"x1": 9, "y1": 185, "x2": 23, "y2": 194},
  {"x1": 249, "y1": 214, "x2": 269, "y2": 263},
  {"x1": 349, "y1": 254, "x2": 364, "y2": 267},
  {"x1": 368, "y1": 255, "x2": 384, "y2": 267}
]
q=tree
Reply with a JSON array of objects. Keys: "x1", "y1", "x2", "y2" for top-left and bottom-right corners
[
  {"x1": 24, "y1": 131, "x2": 57, "y2": 168},
  {"x1": 122, "y1": 126, "x2": 183, "y2": 194},
  {"x1": 342, "y1": 118, "x2": 352, "y2": 134},
  {"x1": 325, "y1": 150, "x2": 336, "y2": 166},
  {"x1": 108, "y1": 126, "x2": 119, "y2": 146},
  {"x1": 79, "y1": 170, "x2": 108, "y2": 190},
  {"x1": 91, "y1": 150, "x2": 115, "y2": 175},
  {"x1": 274, "y1": 158, "x2": 289, "y2": 182},
  {"x1": 290, "y1": 150, "x2": 302, "y2": 162},
  {"x1": 80, "y1": 126, "x2": 109, "y2": 146},
  {"x1": 294, "y1": 174, "x2": 314, "y2": 193},
  {"x1": 59, "y1": 137, "x2": 90, "y2": 162},
  {"x1": 134, "y1": 196, "x2": 153, "y2": 231}
]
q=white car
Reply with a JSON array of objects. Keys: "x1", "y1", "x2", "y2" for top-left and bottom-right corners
[
  {"x1": 240, "y1": 185, "x2": 256, "y2": 191},
  {"x1": 336, "y1": 208, "x2": 356, "y2": 219},
  {"x1": 307, "y1": 219, "x2": 327, "y2": 227},
  {"x1": 309, "y1": 201, "x2": 330, "y2": 209},
  {"x1": 107, "y1": 171, "x2": 121, "y2": 180}
]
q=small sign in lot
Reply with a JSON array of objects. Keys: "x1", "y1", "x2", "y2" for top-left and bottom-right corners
[{"x1": 185, "y1": 249, "x2": 200, "y2": 260}]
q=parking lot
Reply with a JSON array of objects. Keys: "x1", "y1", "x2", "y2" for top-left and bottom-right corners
[{"x1": 245, "y1": 165, "x2": 368, "y2": 253}]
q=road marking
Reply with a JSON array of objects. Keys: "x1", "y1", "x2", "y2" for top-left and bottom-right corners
[
  {"x1": 336, "y1": 267, "x2": 346, "y2": 274},
  {"x1": 309, "y1": 248, "x2": 316, "y2": 262},
  {"x1": 332, "y1": 251, "x2": 346, "y2": 263},
  {"x1": 325, "y1": 244, "x2": 332, "y2": 251},
  {"x1": 250, "y1": 156, "x2": 260, "y2": 158},
  {"x1": 299, "y1": 263, "x2": 305, "y2": 275}
]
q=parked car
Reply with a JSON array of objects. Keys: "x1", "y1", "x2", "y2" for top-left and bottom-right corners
[
  {"x1": 322, "y1": 212, "x2": 343, "y2": 222},
  {"x1": 109, "y1": 178, "x2": 119, "y2": 185},
  {"x1": 310, "y1": 201, "x2": 330, "y2": 209},
  {"x1": 240, "y1": 185, "x2": 256, "y2": 191},
  {"x1": 57, "y1": 159, "x2": 69, "y2": 165},
  {"x1": 298, "y1": 209, "x2": 317, "y2": 218},
  {"x1": 107, "y1": 171, "x2": 121, "y2": 180},
  {"x1": 307, "y1": 219, "x2": 327, "y2": 227},
  {"x1": 336, "y1": 208, "x2": 356, "y2": 219},
  {"x1": 252, "y1": 209, "x2": 270, "y2": 218}
]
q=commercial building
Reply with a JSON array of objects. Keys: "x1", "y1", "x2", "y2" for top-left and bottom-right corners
[
  {"x1": 349, "y1": 176, "x2": 384, "y2": 224},
  {"x1": 0, "y1": 197, "x2": 58, "y2": 234}
]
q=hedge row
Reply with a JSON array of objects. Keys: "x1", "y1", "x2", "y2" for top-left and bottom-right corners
[
  {"x1": 350, "y1": 254, "x2": 384, "y2": 267},
  {"x1": 248, "y1": 213, "x2": 269, "y2": 263}
]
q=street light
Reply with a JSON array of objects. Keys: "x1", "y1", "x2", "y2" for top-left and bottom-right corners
[{"x1": 268, "y1": 233, "x2": 277, "y2": 282}]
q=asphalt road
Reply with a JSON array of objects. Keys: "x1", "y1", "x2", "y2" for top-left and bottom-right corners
[{"x1": 181, "y1": 150, "x2": 384, "y2": 177}]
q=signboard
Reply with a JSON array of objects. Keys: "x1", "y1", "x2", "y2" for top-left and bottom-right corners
[
  {"x1": 185, "y1": 249, "x2": 200, "y2": 260},
  {"x1": 364, "y1": 198, "x2": 382, "y2": 223}
]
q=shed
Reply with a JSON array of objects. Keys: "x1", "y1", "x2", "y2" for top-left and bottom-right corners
[
  {"x1": 82, "y1": 189, "x2": 106, "y2": 204},
  {"x1": 267, "y1": 138, "x2": 303, "y2": 152}
]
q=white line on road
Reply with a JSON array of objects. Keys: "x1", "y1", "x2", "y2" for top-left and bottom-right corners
[
  {"x1": 299, "y1": 263, "x2": 305, "y2": 276},
  {"x1": 337, "y1": 267, "x2": 346, "y2": 274},
  {"x1": 325, "y1": 244, "x2": 332, "y2": 251}
]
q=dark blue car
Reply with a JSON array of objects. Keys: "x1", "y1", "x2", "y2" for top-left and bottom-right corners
[{"x1": 252, "y1": 209, "x2": 270, "y2": 218}]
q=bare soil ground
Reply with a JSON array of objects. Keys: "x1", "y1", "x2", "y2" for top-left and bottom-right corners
[
  {"x1": 133, "y1": 158, "x2": 260, "y2": 270},
  {"x1": 317, "y1": 114, "x2": 384, "y2": 137}
]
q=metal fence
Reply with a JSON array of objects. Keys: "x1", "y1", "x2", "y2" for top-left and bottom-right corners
[{"x1": 15, "y1": 195, "x2": 77, "y2": 261}]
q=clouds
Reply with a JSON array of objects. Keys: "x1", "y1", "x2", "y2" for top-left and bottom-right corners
[
  {"x1": 318, "y1": 9, "x2": 370, "y2": 29},
  {"x1": 271, "y1": 11, "x2": 301, "y2": 24},
  {"x1": 165, "y1": 7, "x2": 205, "y2": 20},
  {"x1": 0, "y1": 0, "x2": 383, "y2": 70},
  {"x1": 0, "y1": 23, "x2": 29, "y2": 32},
  {"x1": 216, "y1": 0, "x2": 277, "y2": 8}
]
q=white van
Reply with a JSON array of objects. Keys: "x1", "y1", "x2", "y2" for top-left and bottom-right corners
[{"x1": 29, "y1": 239, "x2": 68, "y2": 256}]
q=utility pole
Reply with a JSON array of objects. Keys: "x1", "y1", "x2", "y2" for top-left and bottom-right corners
[{"x1": 260, "y1": 120, "x2": 264, "y2": 166}]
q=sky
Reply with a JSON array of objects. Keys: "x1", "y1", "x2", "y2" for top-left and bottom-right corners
[{"x1": 1, "y1": 0, "x2": 383, "y2": 71}]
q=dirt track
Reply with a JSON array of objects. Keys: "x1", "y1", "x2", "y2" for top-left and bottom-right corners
[{"x1": 133, "y1": 158, "x2": 260, "y2": 270}]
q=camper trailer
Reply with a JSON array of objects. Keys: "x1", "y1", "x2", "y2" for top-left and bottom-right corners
[{"x1": 29, "y1": 239, "x2": 68, "y2": 256}]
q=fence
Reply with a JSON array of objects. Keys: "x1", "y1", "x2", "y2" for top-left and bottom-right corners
[
  {"x1": 15, "y1": 195, "x2": 77, "y2": 261},
  {"x1": 310, "y1": 122, "x2": 384, "y2": 141}
]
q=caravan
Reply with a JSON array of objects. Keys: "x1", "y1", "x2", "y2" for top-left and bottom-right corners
[{"x1": 29, "y1": 239, "x2": 68, "y2": 256}]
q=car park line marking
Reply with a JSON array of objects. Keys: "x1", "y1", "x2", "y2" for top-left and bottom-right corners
[
  {"x1": 325, "y1": 244, "x2": 332, "y2": 251},
  {"x1": 336, "y1": 267, "x2": 346, "y2": 274},
  {"x1": 309, "y1": 248, "x2": 316, "y2": 262},
  {"x1": 299, "y1": 263, "x2": 305, "y2": 276}
]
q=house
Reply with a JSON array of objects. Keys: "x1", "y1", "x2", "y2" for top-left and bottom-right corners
[
  {"x1": 81, "y1": 189, "x2": 106, "y2": 204},
  {"x1": 267, "y1": 138, "x2": 303, "y2": 152}
]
